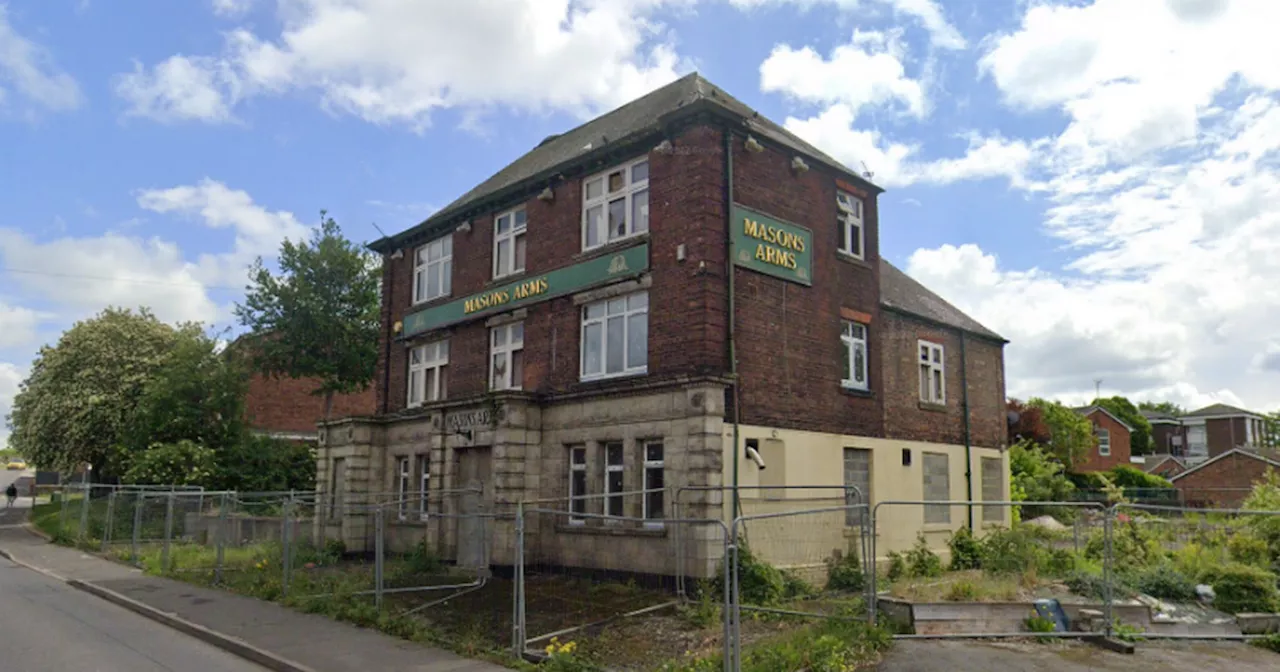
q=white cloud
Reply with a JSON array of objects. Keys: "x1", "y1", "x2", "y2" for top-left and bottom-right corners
[
  {"x1": 0, "y1": 5, "x2": 82, "y2": 112},
  {"x1": 136, "y1": 178, "x2": 309, "y2": 264},
  {"x1": 0, "y1": 362, "x2": 24, "y2": 449},
  {"x1": 211, "y1": 0, "x2": 253, "y2": 17},
  {"x1": 114, "y1": 55, "x2": 242, "y2": 124},
  {"x1": 727, "y1": 0, "x2": 965, "y2": 49},
  {"x1": 0, "y1": 302, "x2": 42, "y2": 348},
  {"x1": 114, "y1": 0, "x2": 693, "y2": 129},
  {"x1": 760, "y1": 29, "x2": 927, "y2": 118}
]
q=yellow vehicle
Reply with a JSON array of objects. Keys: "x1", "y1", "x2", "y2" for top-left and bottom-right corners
[{"x1": 5, "y1": 460, "x2": 26, "y2": 471}]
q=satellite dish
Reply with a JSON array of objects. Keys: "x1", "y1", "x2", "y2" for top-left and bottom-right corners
[{"x1": 1007, "y1": 410, "x2": 1021, "y2": 425}]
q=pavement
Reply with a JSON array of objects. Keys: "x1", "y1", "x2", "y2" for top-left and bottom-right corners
[
  {"x1": 0, "y1": 471, "x2": 511, "y2": 672},
  {"x1": 876, "y1": 638, "x2": 1280, "y2": 671}
]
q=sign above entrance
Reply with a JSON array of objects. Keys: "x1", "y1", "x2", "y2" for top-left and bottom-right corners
[
  {"x1": 730, "y1": 204, "x2": 813, "y2": 286},
  {"x1": 401, "y1": 242, "x2": 649, "y2": 337},
  {"x1": 446, "y1": 408, "x2": 494, "y2": 432}
]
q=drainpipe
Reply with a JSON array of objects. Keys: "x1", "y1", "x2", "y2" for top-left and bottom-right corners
[
  {"x1": 382, "y1": 256, "x2": 393, "y2": 414},
  {"x1": 961, "y1": 333, "x2": 974, "y2": 531},
  {"x1": 723, "y1": 124, "x2": 741, "y2": 523}
]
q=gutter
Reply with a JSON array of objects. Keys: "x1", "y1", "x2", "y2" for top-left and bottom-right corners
[
  {"x1": 961, "y1": 333, "x2": 974, "y2": 531},
  {"x1": 723, "y1": 123, "x2": 742, "y2": 523}
]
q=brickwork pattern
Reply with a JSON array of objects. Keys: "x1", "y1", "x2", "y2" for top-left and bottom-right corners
[
  {"x1": 1175, "y1": 452, "x2": 1276, "y2": 508},
  {"x1": 244, "y1": 371, "x2": 375, "y2": 435},
  {"x1": 1072, "y1": 409, "x2": 1132, "y2": 473}
]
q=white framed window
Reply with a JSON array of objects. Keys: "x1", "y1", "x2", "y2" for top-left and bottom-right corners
[
  {"x1": 918, "y1": 340, "x2": 945, "y2": 404},
  {"x1": 417, "y1": 454, "x2": 430, "y2": 521},
  {"x1": 642, "y1": 440, "x2": 664, "y2": 527},
  {"x1": 1097, "y1": 427, "x2": 1111, "y2": 456},
  {"x1": 396, "y1": 456, "x2": 410, "y2": 520},
  {"x1": 569, "y1": 446, "x2": 587, "y2": 525},
  {"x1": 840, "y1": 321, "x2": 869, "y2": 391},
  {"x1": 604, "y1": 442, "x2": 624, "y2": 518},
  {"x1": 493, "y1": 208, "x2": 527, "y2": 279},
  {"x1": 836, "y1": 191, "x2": 864, "y2": 260},
  {"x1": 412, "y1": 235, "x2": 452, "y2": 304},
  {"x1": 581, "y1": 292, "x2": 648, "y2": 381},
  {"x1": 922, "y1": 452, "x2": 951, "y2": 525},
  {"x1": 490, "y1": 322, "x2": 524, "y2": 391},
  {"x1": 407, "y1": 340, "x2": 449, "y2": 407},
  {"x1": 582, "y1": 157, "x2": 649, "y2": 250}
]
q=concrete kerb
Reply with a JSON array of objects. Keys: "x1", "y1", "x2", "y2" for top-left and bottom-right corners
[{"x1": 0, "y1": 529, "x2": 315, "y2": 672}]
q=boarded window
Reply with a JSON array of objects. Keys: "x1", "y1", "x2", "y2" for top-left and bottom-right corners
[
  {"x1": 922, "y1": 452, "x2": 950, "y2": 524},
  {"x1": 981, "y1": 457, "x2": 1003, "y2": 523},
  {"x1": 843, "y1": 448, "x2": 871, "y2": 527}
]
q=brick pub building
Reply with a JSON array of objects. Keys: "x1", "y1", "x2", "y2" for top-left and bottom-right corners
[{"x1": 320, "y1": 74, "x2": 1009, "y2": 578}]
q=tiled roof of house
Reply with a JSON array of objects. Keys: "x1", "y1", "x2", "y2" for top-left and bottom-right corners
[
  {"x1": 1140, "y1": 409, "x2": 1180, "y2": 422},
  {"x1": 879, "y1": 259, "x2": 1006, "y2": 342},
  {"x1": 372, "y1": 72, "x2": 878, "y2": 252},
  {"x1": 1071, "y1": 405, "x2": 1135, "y2": 432},
  {"x1": 1183, "y1": 403, "x2": 1261, "y2": 418}
]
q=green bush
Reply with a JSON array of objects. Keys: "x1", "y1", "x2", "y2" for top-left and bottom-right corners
[
  {"x1": 827, "y1": 551, "x2": 865, "y2": 593},
  {"x1": 1125, "y1": 564, "x2": 1196, "y2": 601},
  {"x1": 946, "y1": 581, "x2": 978, "y2": 601},
  {"x1": 1251, "y1": 633, "x2": 1280, "y2": 654},
  {"x1": 1105, "y1": 465, "x2": 1172, "y2": 489},
  {"x1": 1228, "y1": 534, "x2": 1271, "y2": 567},
  {"x1": 1200, "y1": 563, "x2": 1280, "y2": 614},
  {"x1": 715, "y1": 544, "x2": 786, "y2": 606},
  {"x1": 738, "y1": 617, "x2": 889, "y2": 672},
  {"x1": 905, "y1": 535, "x2": 943, "y2": 578},
  {"x1": 885, "y1": 552, "x2": 906, "y2": 582},
  {"x1": 947, "y1": 527, "x2": 982, "y2": 571},
  {"x1": 980, "y1": 527, "x2": 1048, "y2": 575},
  {"x1": 1085, "y1": 520, "x2": 1163, "y2": 573},
  {"x1": 1065, "y1": 571, "x2": 1131, "y2": 601}
]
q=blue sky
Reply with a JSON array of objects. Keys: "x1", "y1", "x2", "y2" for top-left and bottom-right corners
[{"x1": 3, "y1": 0, "x2": 1279, "y2": 445}]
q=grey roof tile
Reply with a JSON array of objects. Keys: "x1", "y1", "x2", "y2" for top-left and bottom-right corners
[{"x1": 879, "y1": 259, "x2": 1006, "y2": 342}]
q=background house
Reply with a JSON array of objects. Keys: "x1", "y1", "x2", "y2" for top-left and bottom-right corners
[
  {"x1": 1143, "y1": 409, "x2": 1188, "y2": 457},
  {"x1": 1071, "y1": 406, "x2": 1132, "y2": 473},
  {"x1": 1170, "y1": 448, "x2": 1280, "y2": 508},
  {"x1": 1139, "y1": 403, "x2": 1271, "y2": 466}
]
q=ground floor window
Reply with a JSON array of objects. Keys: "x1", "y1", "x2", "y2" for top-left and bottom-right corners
[
  {"x1": 604, "y1": 441, "x2": 624, "y2": 518},
  {"x1": 569, "y1": 445, "x2": 587, "y2": 524},
  {"x1": 417, "y1": 453, "x2": 430, "y2": 520},
  {"x1": 981, "y1": 457, "x2": 1002, "y2": 523},
  {"x1": 922, "y1": 452, "x2": 950, "y2": 524},
  {"x1": 396, "y1": 456, "x2": 411, "y2": 520},
  {"x1": 643, "y1": 440, "x2": 664, "y2": 526}
]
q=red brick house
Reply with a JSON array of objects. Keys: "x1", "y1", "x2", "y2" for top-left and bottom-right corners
[
  {"x1": 1170, "y1": 448, "x2": 1280, "y2": 508},
  {"x1": 1071, "y1": 405, "x2": 1132, "y2": 473},
  {"x1": 1139, "y1": 403, "x2": 1271, "y2": 466},
  {"x1": 227, "y1": 335, "x2": 376, "y2": 442},
  {"x1": 318, "y1": 73, "x2": 1009, "y2": 571},
  {"x1": 1142, "y1": 409, "x2": 1188, "y2": 457},
  {"x1": 1143, "y1": 454, "x2": 1187, "y2": 479}
]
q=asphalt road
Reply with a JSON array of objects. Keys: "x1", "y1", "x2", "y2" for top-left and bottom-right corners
[{"x1": 0, "y1": 470, "x2": 267, "y2": 671}]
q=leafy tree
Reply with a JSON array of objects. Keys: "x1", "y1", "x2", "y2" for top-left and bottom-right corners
[
  {"x1": 1265, "y1": 411, "x2": 1280, "y2": 449},
  {"x1": 123, "y1": 326, "x2": 248, "y2": 454},
  {"x1": 8, "y1": 308, "x2": 182, "y2": 474},
  {"x1": 209, "y1": 435, "x2": 316, "y2": 493},
  {"x1": 1026, "y1": 397, "x2": 1095, "y2": 467},
  {"x1": 1007, "y1": 398, "x2": 1052, "y2": 446},
  {"x1": 1138, "y1": 401, "x2": 1185, "y2": 416},
  {"x1": 234, "y1": 213, "x2": 379, "y2": 422},
  {"x1": 121, "y1": 440, "x2": 216, "y2": 486},
  {"x1": 1009, "y1": 439, "x2": 1076, "y2": 521},
  {"x1": 1092, "y1": 396, "x2": 1154, "y2": 455}
]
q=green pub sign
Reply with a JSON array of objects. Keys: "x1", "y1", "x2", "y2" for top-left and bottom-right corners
[
  {"x1": 730, "y1": 204, "x2": 812, "y2": 286},
  {"x1": 401, "y1": 242, "x2": 650, "y2": 337}
]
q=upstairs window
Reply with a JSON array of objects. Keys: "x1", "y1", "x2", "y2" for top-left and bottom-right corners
[
  {"x1": 840, "y1": 321, "x2": 869, "y2": 391},
  {"x1": 581, "y1": 292, "x2": 648, "y2": 381},
  {"x1": 1097, "y1": 427, "x2": 1111, "y2": 456},
  {"x1": 413, "y1": 235, "x2": 452, "y2": 304},
  {"x1": 836, "y1": 191, "x2": 864, "y2": 260},
  {"x1": 493, "y1": 208, "x2": 527, "y2": 279},
  {"x1": 407, "y1": 339, "x2": 449, "y2": 406},
  {"x1": 490, "y1": 322, "x2": 524, "y2": 391},
  {"x1": 583, "y1": 157, "x2": 649, "y2": 250},
  {"x1": 918, "y1": 340, "x2": 945, "y2": 405}
]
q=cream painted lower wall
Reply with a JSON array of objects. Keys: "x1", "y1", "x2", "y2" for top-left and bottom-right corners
[{"x1": 722, "y1": 424, "x2": 1008, "y2": 571}]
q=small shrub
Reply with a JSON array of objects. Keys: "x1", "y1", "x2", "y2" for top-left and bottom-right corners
[
  {"x1": 783, "y1": 571, "x2": 818, "y2": 599},
  {"x1": 678, "y1": 585, "x2": 721, "y2": 630},
  {"x1": 405, "y1": 539, "x2": 443, "y2": 575},
  {"x1": 1228, "y1": 533, "x2": 1271, "y2": 567},
  {"x1": 1044, "y1": 548, "x2": 1078, "y2": 577},
  {"x1": 715, "y1": 544, "x2": 786, "y2": 606},
  {"x1": 1251, "y1": 633, "x2": 1280, "y2": 654},
  {"x1": 1171, "y1": 541, "x2": 1221, "y2": 581},
  {"x1": 542, "y1": 638, "x2": 599, "y2": 672},
  {"x1": 1025, "y1": 614, "x2": 1056, "y2": 643},
  {"x1": 1085, "y1": 520, "x2": 1163, "y2": 573},
  {"x1": 1126, "y1": 564, "x2": 1196, "y2": 602},
  {"x1": 827, "y1": 551, "x2": 865, "y2": 593},
  {"x1": 1065, "y1": 571, "x2": 1117, "y2": 601},
  {"x1": 980, "y1": 527, "x2": 1047, "y2": 575},
  {"x1": 1112, "y1": 621, "x2": 1145, "y2": 643},
  {"x1": 906, "y1": 535, "x2": 943, "y2": 578},
  {"x1": 945, "y1": 581, "x2": 977, "y2": 601},
  {"x1": 885, "y1": 552, "x2": 906, "y2": 582},
  {"x1": 948, "y1": 527, "x2": 982, "y2": 571},
  {"x1": 1200, "y1": 563, "x2": 1280, "y2": 614}
]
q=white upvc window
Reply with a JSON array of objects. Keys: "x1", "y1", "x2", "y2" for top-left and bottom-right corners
[
  {"x1": 642, "y1": 440, "x2": 664, "y2": 528},
  {"x1": 604, "y1": 442, "x2": 624, "y2": 518},
  {"x1": 581, "y1": 292, "x2": 648, "y2": 381},
  {"x1": 490, "y1": 322, "x2": 524, "y2": 391},
  {"x1": 568, "y1": 446, "x2": 587, "y2": 525},
  {"x1": 493, "y1": 208, "x2": 527, "y2": 279},
  {"x1": 1097, "y1": 427, "x2": 1111, "y2": 456},
  {"x1": 396, "y1": 456, "x2": 410, "y2": 520},
  {"x1": 417, "y1": 454, "x2": 430, "y2": 521},
  {"x1": 836, "y1": 191, "x2": 864, "y2": 260},
  {"x1": 407, "y1": 340, "x2": 449, "y2": 407},
  {"x1": 413, "y1": 235, "x2": 452, "y2": 304},
  {"x1": 918, "y1": 340, "x2": 945, "y2": 404},
  {"x1": 840, "y1": 321, "x2": 869, "y2": 391},
  {"x1": 582, "y1": 157, "x2": 649, "y2": 250}
]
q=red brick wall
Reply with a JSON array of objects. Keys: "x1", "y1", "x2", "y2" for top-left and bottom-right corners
[
  {"x1": 1149, "y1": 423, "x2": 1187, "y2": 456},
  {"x1": 376, "y1": 124, "x2": 730, "y2": 412},
  {"x1": 880, "y1": 311, "x2": 1006, "y2": 448},
  {"x1": 1206, "y1": 417, "x2": 1247, "y2": 457},
  {"x1": 1146, "y1": 457, "x2": 1186, "y2": 478},
  {"x1": 1072, "y1": 410, "x2": 1131, "y2": 473},
  {"x1": 244, "y1": 372, "x2": 375, "y2": 435},
  {"x1": 729, "y1": 131, "x2": 882, "y2": 436},
  {"x1": 1176, "y1": 452, "x2": 1277, "y2": 508}
]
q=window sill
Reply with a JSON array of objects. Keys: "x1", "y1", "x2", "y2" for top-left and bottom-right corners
[
  {"x1": 576, "y1": 233, "x2": 650, "y2": 261},
  {"x1": 921, "y1": 523, "x2": 954, "y2": 533},
  {"x1": 840, "y1": 386, "x2": 873, "y2": 399},
  {"x1": 410, "y1": 293, "x2": 453, "y2": 310},
  {"x1": 488, "y1": 270, "x2": 528, "y2": 287},
  {"x1": 555, "y1": 522, "x2": 667, "y2": 538},
  {"x1": 918, "y1": 401, "x2": 947, "y2": 413},
  {"x1": 835, "y1": 251, "x2": 871, "y2": 269},
  {"x1": 579, "y1": 368, "x2": 648, "y2": 385}
]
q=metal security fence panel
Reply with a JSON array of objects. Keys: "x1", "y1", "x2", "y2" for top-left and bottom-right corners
[
  {"x1": 866, "y1": 500, "x2": 1111, "y2": 640},
  {"x1": 512, "y1": 492, "x2": 732, "y2": 671}
]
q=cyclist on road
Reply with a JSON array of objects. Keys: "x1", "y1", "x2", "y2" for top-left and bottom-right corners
[{"x1": 5, "y1": 483, "x2": 17, "y2": 508}]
